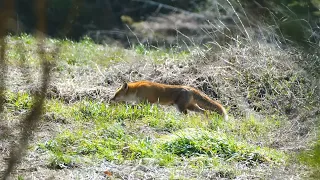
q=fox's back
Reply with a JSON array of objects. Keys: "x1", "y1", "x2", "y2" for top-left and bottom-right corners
[{"x1": 128, "y1": 81, "x2": 184, "y2": 104}]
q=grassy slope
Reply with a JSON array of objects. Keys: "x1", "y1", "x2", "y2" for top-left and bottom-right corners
[{"x1": 1, "y1": 34, "x2": 318, "y2": 179}]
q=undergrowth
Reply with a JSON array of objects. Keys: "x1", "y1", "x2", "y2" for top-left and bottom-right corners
[
  {"x1": 4, "y1": 94, "x2": 283, "y2": 172},
  {"x1": 4, "y1": 91, "x2": 286, "y2": 172},
  {"x1": 2, "y1": 33, "x2": 318, "y2": 179}
]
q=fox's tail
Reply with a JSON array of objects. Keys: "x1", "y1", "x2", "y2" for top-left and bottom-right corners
[{"x1": 192, "y1": 90, "x2": 228, "y2": 120}]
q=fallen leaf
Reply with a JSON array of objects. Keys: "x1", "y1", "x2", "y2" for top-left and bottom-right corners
[{"x1": 104, "y1": 170, "x2": 112, "y2": 177}]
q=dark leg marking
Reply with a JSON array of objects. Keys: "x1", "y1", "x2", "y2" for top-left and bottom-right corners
[{"x1": 174, "y1": 89, "x2": 191, "y2": 114}]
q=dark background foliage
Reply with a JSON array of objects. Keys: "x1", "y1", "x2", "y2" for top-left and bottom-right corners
[
  {"x1": 11, "y1": 0, "x2": 207, "y2": 40},
  {"x1": 5, "y1": 0, "x2": 319, "y2": 46}
]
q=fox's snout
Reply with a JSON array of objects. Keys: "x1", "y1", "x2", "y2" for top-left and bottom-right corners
[{"x1": 110, "y1": 95, "x2": 123, "y2": 103}]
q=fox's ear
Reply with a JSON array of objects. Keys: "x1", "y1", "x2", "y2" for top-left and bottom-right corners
[{"x1": 122, "y1": 82, "x2": 128, "y2": 91}]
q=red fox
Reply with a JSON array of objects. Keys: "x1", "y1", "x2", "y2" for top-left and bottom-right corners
[{"x1": 110, "y1": 81, "x2": 228, "y2": 120}]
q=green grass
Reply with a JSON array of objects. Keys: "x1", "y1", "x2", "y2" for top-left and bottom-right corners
[
  {"x1": 132, "y1": 44, "x2": 190, "y2": 64},
  {"x1": 3, "y1": 34, "x2": 305, "y2": 177},
  {"x1": 6, "y1": 34, "x2": 132, "y2": 67},
  {"x1": 35, "y1": 97, "x2": 287, "y2": 171},
  {"x1": 3, "y1": 90, "x2": 287, "y2": 172},
  {"x1": 5, "y1": 91, "x2": 33, "y2": 111},
  {"x1": 299, "y1": 134, "x2": 320, "y2": 179},
  {"x1": 6, "y1": 34, "x2": 190, "y2": 68}
]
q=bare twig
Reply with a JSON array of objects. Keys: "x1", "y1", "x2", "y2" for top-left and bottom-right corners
[
  {"x1": 1, "y1": 0, "x2": 49, "y2": 179},
  {"x1": 0, "y1": 0, "x2": 13, "y2": 114},
  {"x1": 2, "y1": 0, "x2": 84, "y2": 177}
]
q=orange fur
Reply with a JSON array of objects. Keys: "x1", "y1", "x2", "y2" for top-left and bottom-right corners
[{"x1": 110, "y1": 81, "x2": 228, "y2": 120}]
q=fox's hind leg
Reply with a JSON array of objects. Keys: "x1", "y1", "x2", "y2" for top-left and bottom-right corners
[
  {"x1": 175, "y1": 89, "x2": 191, "y2": 114},
  {"x1": 187, "y1": 104, "x2": 210, "y2": 118},
  {"x1": 187, "y1": 104, "x2": 205, "y2": 113}
]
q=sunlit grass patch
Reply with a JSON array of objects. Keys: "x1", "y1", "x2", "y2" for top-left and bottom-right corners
[
  {"x1": 160, "y1": 128, "x2": 285, "y2": 164},
  {"x1": 47, "y1": 152, "x2": 75, "y2": 169},
  {"x1": 4, "y1": 91, "x2": 287, "y2": 171},
  {"x1": 58, "y1": 36, "x2": 127, "y2": 67},
  {"x1": 299, "y1": 135, "x2": 320, "y2": 178},
  {"x1": 0, "y1": 82, "x2": 285, "y2": 174},
  {"x1": 45, "y1": 99, "x2": 71, "y2": 116},
  {"x1": 68, "y1": 101, "x2": 165, "y2": 123},
  {"x1": 132, "y1": 44, "x2": 190, "y2": 64},
  {"x1": 6, "y1": 35, "x2": 134, "y2": 68},
  {"x1": 5, "y1": 91, "x2": 33, "y2": 112},
  {"x1": 39, "y1": 99, "x2": 287, "y2": 170},
  {"x1": 206, "y1": 114, "x2": 283, "y2": 144}
]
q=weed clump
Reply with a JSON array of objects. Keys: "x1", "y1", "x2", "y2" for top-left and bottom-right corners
[{"x1": 161, "y1": 129, "x2": 279, "y2": 165}]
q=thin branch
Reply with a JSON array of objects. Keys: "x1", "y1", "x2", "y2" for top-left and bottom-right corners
[
  {"x1": 0, "y1": 0, "x2": 13, "y2": 114},
  {"x1": 2, "y1": 0, "x2": 84, "y2": 177}
]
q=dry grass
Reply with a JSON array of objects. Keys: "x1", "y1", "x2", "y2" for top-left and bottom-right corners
[
  {"x1": 1, "y1": 1, "x2": 320, "y2": 179},
  {"x1": 0, "y1": 33, "x2": 317, "y2": 179}
]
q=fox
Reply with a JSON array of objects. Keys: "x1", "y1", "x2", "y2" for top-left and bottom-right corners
[{"x1": 110, "y1": 81, "x2": 228, "y2": 120}]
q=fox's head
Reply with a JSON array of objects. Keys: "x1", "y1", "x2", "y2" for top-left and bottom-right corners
[{"x1": 110, "y1": 82, "x2": 128, "y2": 102}]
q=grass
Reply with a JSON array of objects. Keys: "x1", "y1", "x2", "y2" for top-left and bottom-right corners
[
  {"x1": 2, "y1": 34, "x2": 318, "y2": 179},
  {"x1": 132, "y1": 44, "x2": 190, "y2": 64},
  {"x1": 6, "y1": 34, "x2": 130, "y2": 68},
  {"x1": 5, "y1": 34, "x2": 190, "y2": 68},
  {"x1": 299, "y1": 133, "x2": 320, "y2": 179},
  {"x1": 37, "y1": 97, "x2": 286, "y2": 171},
  {"x1": 5, "y1": 91, "x2": 33, "y2": 111},
  {"x1": 3, "y1": 89, "x2": 286, "y2": 173}
]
